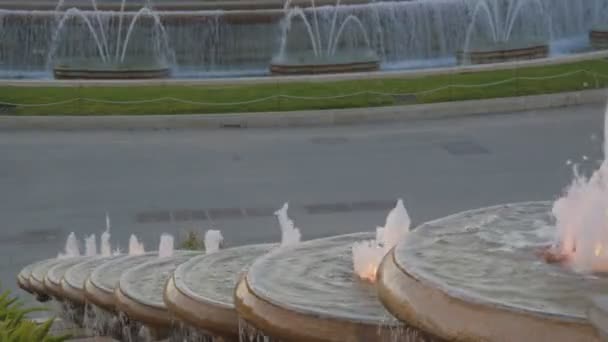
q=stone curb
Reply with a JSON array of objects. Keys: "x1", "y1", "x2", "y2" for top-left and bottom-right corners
[{"x1": 0, "y1": 89, "x2": 606, "y2": 131}]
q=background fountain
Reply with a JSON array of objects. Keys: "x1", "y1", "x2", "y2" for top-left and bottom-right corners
[
  {"x1": 270, "y1": 0, "x2": 380, "y2": 74},
  {"x1": 0, "y1": 0, "x2": 599, "y2": 78},
  {"x1": 48, "y1": 0, "x2": 171, "y2": 78},
  {"x1": 458, "y1": 0, "x2": 550, "y2": 64}
]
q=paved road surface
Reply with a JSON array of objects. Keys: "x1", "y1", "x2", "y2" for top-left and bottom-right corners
[{"x1": 1, "y1": 104, "x2": 606, "y2": 303}]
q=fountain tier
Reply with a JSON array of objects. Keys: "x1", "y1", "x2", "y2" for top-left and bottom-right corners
[
  {"x1": 115, "y1": 251, "x2": 199, "y2": 333},
  {"x1": 85, "y1": 252, "x2": 157, "y2": 312},
  {"x1": 165, "y1": 244, "x2": 274, "y2": 339},
  {"x1": 62, "y1": 256, "x2": 120, "y2": 305},
  {"x1": 377, "y1": 201, "x2": 602, "y2": 341},
  {"x1": 234, "y1": 233, "x2": 430, "y2": 341},
  {"x1": 45, "y1": 257, "x2": 91, "y2": 299}
]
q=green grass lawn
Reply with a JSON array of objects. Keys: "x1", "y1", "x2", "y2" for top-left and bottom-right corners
[{"x1": 2, "y1": 59, "x2": 608, "y2": 116}]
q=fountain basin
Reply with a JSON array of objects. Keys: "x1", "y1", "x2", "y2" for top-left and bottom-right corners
[
  {"x1": 61, "y1": 256, "x2": 120, "y2": 305},
  {"x1": 590, "y1": 27, "x2": 608, "y2": 50},
  {"x1": 45, "y1": 257, "x2": 91, "y2": 300},
  {"x1": 85, "y1": 253, "x2": 158, "y2": 312},
  {"x1": 457, "y1": 41, "x2": 549, "y2": 64},
  {"x1": 115, "y1": 251, "x2": 199, "y2": 336},
  {"x1": 17, "y1": 262, "x2": 38, "y2": 295},
  {"x1": 164, "y1": 244, "x2": 274, "y2": 340},
  {"x1": 588, "y1": 296, "x2": 608, "y2": 340},
  {"x1": 270, "y1": 50, "x2": 380, "y2": 75},
  {"x1": 377, "y1": 202, "x2": 601, "y2": 341},
  {"x1": 53, "y1": 59, "x2": 170, "y2": 80},
  {"x1": 234, "y1": 233, "x2": 426, "y2": 341},
  {"x1": 28, "y1": 258, "x2": 68, "y2": 301}
]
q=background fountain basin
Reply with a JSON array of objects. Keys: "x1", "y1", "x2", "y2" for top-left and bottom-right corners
[
  {"x1": 377, "y1": 201, "x2": 602, "y2": 342},
  {"x1": 164, "y1": 243, "x2": 275, "y2": 340},
  {"x1": 85, "y1": 252, "x2": 158, "y2": 313},
  {"x1": 115, "y1": 251, "x2": 199, "y2": 334},
  {"x1": 234, "y1": 233, "x2": 425, "y2": 342},
  {"x1": 590, "y1": 25, "x2": 608, "y2": 50},
  {"x1": 18, "y1": 261, "x2": 42, "y2": 295},
  {"x1": 45, "y1": 256, "x2": 93, "y2": 300},
  {"x1": 457, "y1": 39, "x2": 549, "y2": 64},
  {"x1": 53, "y1": 58, "x2": 171, "y2": 79},
  {"x1": 270, "y1": 49, "x2": 380, "y2": 75}
]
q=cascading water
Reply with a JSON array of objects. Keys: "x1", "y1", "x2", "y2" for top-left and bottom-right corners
[{"x1": 0, "y1": 0, "x2": 602, "y2": 77}]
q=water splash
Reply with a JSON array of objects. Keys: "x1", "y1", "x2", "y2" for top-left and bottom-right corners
[
  {"x1": 58, "y1": 232, "x2": 80, "y2": 258},
  {"x1": 128, "y1": 234, "x2": 145, "y2": 255},
  {"x1": 100, "y1": 228, "x2": 112, "y2": 257},
  {"x1": 275, "y1": 203, "x2": 301, "y2": 246},
  {"x1": 158, "y1": 233, "x2": 174, "y2": 258},
  {"x1": 85, "y1": 234, "x2": 97, "y2": 256},
  {"x1": 552, "y1": 105, "x2": 608, "y2": 273},
  {"x1": 352, "y1": 199, "x2": 411, "y2": 281},
  {"x1": 204, "y1": 230, "x2": 224, "y2": 254}
]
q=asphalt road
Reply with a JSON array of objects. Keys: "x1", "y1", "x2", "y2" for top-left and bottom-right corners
[{"x1": 1, "y1": 103, "x2": 606, "y2": 301}]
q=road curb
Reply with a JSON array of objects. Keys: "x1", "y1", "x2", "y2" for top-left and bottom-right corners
[{"x1": 1, "y1": 89, "x2": 606, "y2": 131}]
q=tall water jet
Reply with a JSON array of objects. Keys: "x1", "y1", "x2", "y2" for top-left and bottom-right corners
[
  {"x1": 85, "y1": 234, "x2": 97, "y2": 256},
  {"x1": 158, "y1": 233, "x2": 174, "y2": 258},
  {"x1": 548, "y1": 106, "x2": 608, "y2": 272},
  {"x1": 275, "y1": 203, "x2": 301, "y2": 246},
  {"x1": 58, "y1": 232, "x2": 81, "y2": 258},
  {"x1": 128, "y1": 234, "x2": 146, "y2": 255},
  {"x1": 204, "y1": 230, "x2": 223, "y2": 254},
  {"x1": 352, "y1": 199, "x2": 410, "y2": 281}
]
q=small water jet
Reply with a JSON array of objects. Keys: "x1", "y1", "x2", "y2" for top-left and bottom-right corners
[
  {"x1": 352, "y1": 199, "x2": 410, "y2": 281},
  {"x1": 128, "y1": 234, "x2": 146, "y2": 256},
  {"x1": 158, "y1": 233, "x2": 174, "y2": 258},
  {"x1": 271, "y1": 0, "x2": 379, "y2": 74},
  {"x1": 203, "y1": 229, "x2": 223, "y2": 254},
  {"x1": 275, "y1": 202, "x2": 301, "y2": 246}
]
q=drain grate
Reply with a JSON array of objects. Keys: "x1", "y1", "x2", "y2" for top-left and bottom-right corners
[{"x1": 440, "y1": 140, "x2": 489, "y2": 155}]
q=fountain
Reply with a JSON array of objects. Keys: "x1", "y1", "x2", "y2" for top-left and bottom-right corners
[
  {"x1": 377, "y1": 108, "x2": 608, "y2": 341},
  {"x1": 165, "y1": 203, "x2": 299, "y2": 340},
  {"x1": 270, "y1": 0, "x2": 379, "y2": 75},
  {"x1": 590, "y1": 0, "x2": 608, "y2": 50},
  {"x1": 458, "y1": 0, "x2": 550, "y2": 64},
  {"x1": 0, "y1": 0, "x2": 599, "y2": 78},
  {"x1": 234, "y1": 200, "x2": 433, "y2": 341},
  {"x1": 48, "y1": 0, "x2": 171, "y2": 79},
  {"x1": 115, "y1": 250, "x2": 200, "y2": 340}
]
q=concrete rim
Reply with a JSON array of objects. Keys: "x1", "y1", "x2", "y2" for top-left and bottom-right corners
[
  {"x1": 84, "y1": 277, "x2": 116, "y2": 313},
  {"x1": 376, "y1": 248, "x2": 599, "y2": 342},
  {"x1": 164, "y1": 276, "x2": 238, "y2": 339},
  {"x1": 17, "y1": 274, "x2": 33, "y2": 294},
  {"x1": 43, "y1": 277, "x2": 64, "y2": 300},
  {"x1": 234, "y1": 275, "x2": 399, "y2": 342},
  {"x1": 114, "y1": 286, "x2": 171, "y2": 329},
  {"x1": 60, "y1": 278, "x2": 87, "y2": 305}
]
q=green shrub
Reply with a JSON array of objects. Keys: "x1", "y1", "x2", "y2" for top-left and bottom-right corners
[
  {"x1": 180, "y1": 230, "x2": 204, "y2": 251},
  {"x1": 0, "y1": 285, "x2": 69, "y2": 342}
]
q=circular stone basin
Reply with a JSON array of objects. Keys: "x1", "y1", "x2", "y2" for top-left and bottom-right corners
[
  {"x1": 116, "y1": 251, "x2": 200, "y2": 329},
  {"x1": 235, "y1": 233, "x2": 414, "y2": 342},
  {"x1": 29, "y1": 258, "x2": 69, "y2": 299},
  {"x1": 590, "y1": 27, "x2": 608, "y2": 50},
  {"x1": 45, "y1": 257, "x2": 92, "y2": 299},
  {"x1": 165, "y1": 244, "x2": 275, "y2": 339},
  {"x1": 53, "y1": 59, "x2": 170, "y2": 80},
  {"x1": 270, "y1": 49, "x2": 380, "y2": 75},
  {"x1": 377, "y1": 201, "x2": 603, "y2": 342},
  {"x1": 62, "y1": 256, "x2": 122, "y2": 305},
  {"x1": 86, "y1": 252, "x2": 158, "y2": 312},
  {"x1": 17, "y1": 261, "x2": 40, "y2": 294},
  {"x1": 457, "y1": 41, "x2": 548, "y2": 64},
  {"x1": 588, "y1": 296, "x2": 608, "y2": 340}
]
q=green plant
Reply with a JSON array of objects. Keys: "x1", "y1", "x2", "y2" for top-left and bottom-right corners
[
  {"x1": 0, "y1": 286, "x2": 69, "y2": 342},
  {"x1": 180, "y1": 230, "x2": 204, "y2": 251}
]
